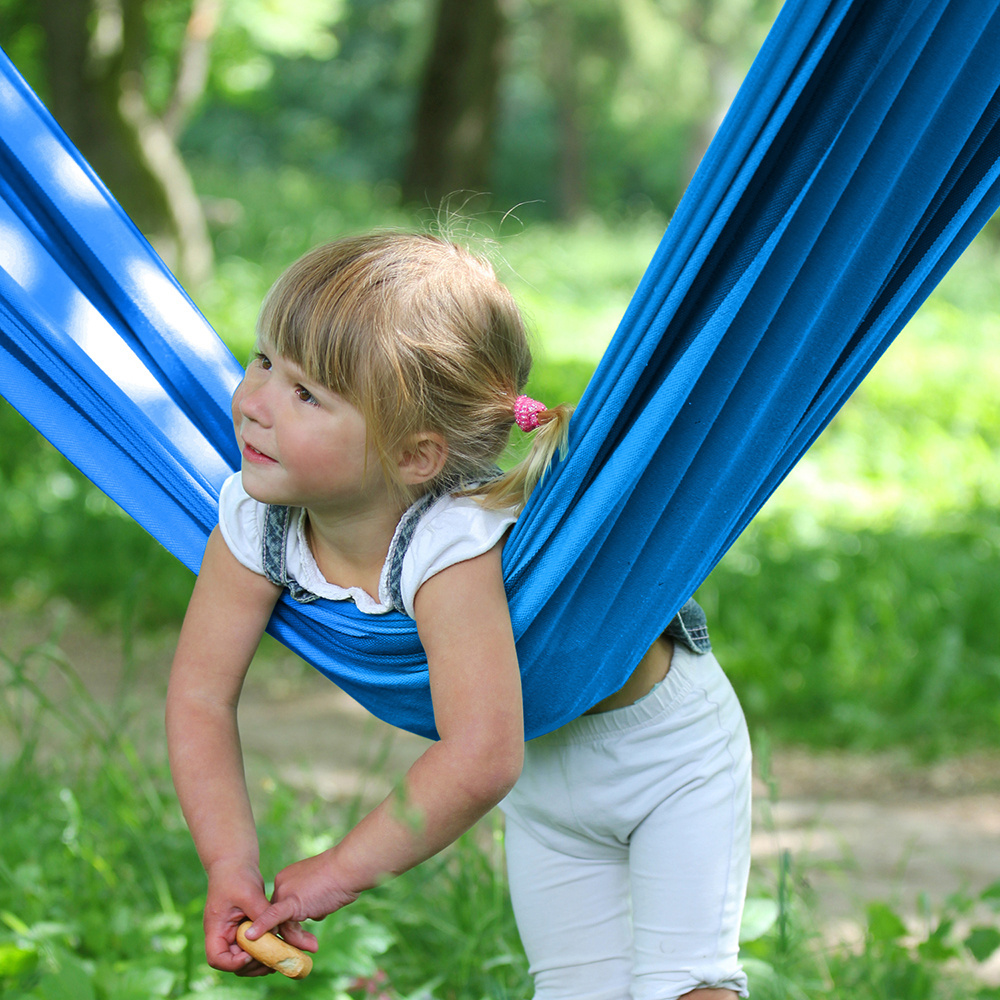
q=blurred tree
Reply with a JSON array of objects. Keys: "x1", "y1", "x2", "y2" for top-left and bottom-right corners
[
  {"x1": 666, "y1": 0, "x2": 782, "y2": 180},
  {"x1": 34, "y1": 0, "x2": 219, "y2": 286},
  {"x1": 532, "y1": 0, "x2": 627, "y2": 219},
  {"x1": 494, "y1": 0, "x2": 780, "y2": 218},
  {"x1": 402, "y1": 0, "x2": 507, "y2": 208},
  {"x1": 3, "y1": 0, "x2": 784, "y2": 232},
  {"x1": 4, "y1": 0, "x2": 346, "y2": 285}
]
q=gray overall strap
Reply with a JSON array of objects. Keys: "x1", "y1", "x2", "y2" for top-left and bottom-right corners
[
  {"x1": 384, "y1": 491, "x2": 440, "y2": 615},
  {"x1": 384, "y1": 471, "x2": 504, "y2": 617},
  {"x1": 663, "y1": 598, "x2": 712, "y2": 653},
  {"x1": 261, "y1": 504, "x2": 320, "y2": 604}
]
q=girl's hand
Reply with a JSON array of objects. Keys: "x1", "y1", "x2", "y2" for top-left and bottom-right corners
[
  {"x1": 203, "y1": 858, "x2": 276, "y2": 976},
  {"x1": 242, "y1": 850, "x2": 352, "y2": 947}
]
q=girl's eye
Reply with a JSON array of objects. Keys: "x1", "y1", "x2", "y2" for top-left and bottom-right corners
[
  {"x1": 251, "y1": 351, "x2": 272, "y2": 370},
  {"x1": 295, "y1": 386, "x2": 317, "y2": 405}
]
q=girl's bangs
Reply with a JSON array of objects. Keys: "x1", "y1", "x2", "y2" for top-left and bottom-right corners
[{"x1": 259, "y1": 277, "x2": 361, "y2": 399}]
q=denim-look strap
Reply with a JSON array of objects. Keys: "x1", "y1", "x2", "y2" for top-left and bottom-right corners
[
  {"x1": 260, "y1": 493, "x2": 438, "y2": 612},
  {"x1": 663, "y1": 598, "x2": 712, "y2": 654},
  {"x1": 385, "y1": 471, "x2": 504, "y2": 616},
  {"x1": 384, "y1": 490, "x2": 440, "y2": 615},
  {"x1": 262, "y1": 504, "x2": 320, "y2": 604}
]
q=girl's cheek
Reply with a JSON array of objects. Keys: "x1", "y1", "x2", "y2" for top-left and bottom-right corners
[{"x1": 231, "y1": 380, "x2": 248, "y2": 439}]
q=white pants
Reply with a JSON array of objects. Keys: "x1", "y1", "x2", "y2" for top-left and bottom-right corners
[{"x1": 500, "y1": 645, "x2": 751, "y2": 1000}]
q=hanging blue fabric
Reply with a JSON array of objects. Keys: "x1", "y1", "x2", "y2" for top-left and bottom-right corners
[{"x1": 1, "y1": 0, "x2": 999, "y2": 740}]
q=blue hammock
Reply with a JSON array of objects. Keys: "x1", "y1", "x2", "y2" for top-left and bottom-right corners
[{"x1": 2, "y1": 0, "x2": 998, "y2": 740}]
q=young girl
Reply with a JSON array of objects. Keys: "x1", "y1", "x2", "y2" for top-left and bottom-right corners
[{"x1": 166, "y1": 232, "x2": 751, "y2": 1000}]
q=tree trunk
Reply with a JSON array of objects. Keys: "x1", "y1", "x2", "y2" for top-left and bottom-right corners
[
  {"x1": 541, "y1": 6, "x2": 587, "y2": 221},
  {"x1": 679, "y1": 0, "x2": 745, "y2": 187},
  {"x1": 682, "y1": 44, "x2": 742, "y2": 185},
  {"x1": 403, "y1": 0, "x2": 506, "y2": 208},
  {"x1": 37, "y1": 0, "x2": 214, "y2": 287}
]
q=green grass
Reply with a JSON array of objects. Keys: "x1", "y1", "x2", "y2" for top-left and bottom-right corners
[
  {"x1": 0, "y1": 624, "x2": 528, "y2": 1000},
  {"x1": 704, "y1": 509, "x2": 1000, "y2": 755},
  {"x1": 2, "y1": 640, "x2": 999, "y2": 999}
]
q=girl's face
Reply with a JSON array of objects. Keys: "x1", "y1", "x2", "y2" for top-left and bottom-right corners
[{"x1": 231, "y1": 344, "x2": 391, "y2": 517}]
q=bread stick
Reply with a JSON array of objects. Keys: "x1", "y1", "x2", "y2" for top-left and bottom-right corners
[{"x1": 236, "y1": 920, "x2": 313, "y2": 979}]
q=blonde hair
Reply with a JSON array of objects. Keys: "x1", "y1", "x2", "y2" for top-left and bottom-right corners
[{"x1": 257, "y1": 232, "x2": 572, "y2": 510}]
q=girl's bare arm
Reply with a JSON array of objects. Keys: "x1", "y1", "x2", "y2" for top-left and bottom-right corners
[
  {"x1": 166, "y1": 526, "x2": 289, "y2": 972},
  {"x1": 243, "y1": 541, "x2": 524, "y2": 938}
]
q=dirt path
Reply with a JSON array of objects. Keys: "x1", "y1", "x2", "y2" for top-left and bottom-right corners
[{"x1": 3, "y1": 601, "x2": 999, "y2": 975}]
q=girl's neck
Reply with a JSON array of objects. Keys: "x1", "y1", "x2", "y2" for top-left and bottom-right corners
[{"x1": 303, "y1": 500, "x2": 408, "y2": 597}]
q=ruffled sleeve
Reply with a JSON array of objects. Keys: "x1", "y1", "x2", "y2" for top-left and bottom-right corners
[
  {"x1": 217, "y1": 472, "x2": 268, "y2": 577},
  {"x1": 398, "y1": 495, "x2": 516, "y2": 618}
]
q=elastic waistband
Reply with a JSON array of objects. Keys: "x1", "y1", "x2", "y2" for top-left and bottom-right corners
[{"x1": 531, "y1": 643, "x2": 708, "y2": 747}]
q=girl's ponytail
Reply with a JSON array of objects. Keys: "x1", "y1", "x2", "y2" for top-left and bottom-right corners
[{"x1": 474, "y1": 397, "x2": 574, "y2": 512}]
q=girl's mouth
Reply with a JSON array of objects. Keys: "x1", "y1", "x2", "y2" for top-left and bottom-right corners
[{"x1": 242, "y1": 443, "x2": 277, "y2": 465}]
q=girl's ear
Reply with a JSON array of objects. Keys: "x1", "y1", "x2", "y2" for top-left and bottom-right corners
[{"x1": 397, "y1": 432, "x2": 448, "y2": 486}]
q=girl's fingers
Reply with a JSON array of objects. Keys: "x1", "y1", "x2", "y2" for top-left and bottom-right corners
[
  {"x1": 205, "y1": 934, "x2": 255, "y2": 974},
  {"x1": 276, "y1": 921, "x2": 318, "y2": 953},
  {"x1": 243, "y1": 901, "x2": 289, "y2": 941}
]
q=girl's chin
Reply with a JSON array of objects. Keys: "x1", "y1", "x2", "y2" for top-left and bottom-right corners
[{"x1": 239, "y1": 467, "x2": 284, "y2": 506}]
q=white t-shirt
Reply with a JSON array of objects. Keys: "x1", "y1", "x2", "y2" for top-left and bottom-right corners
[{"x1": 218, "y1": 472, "x2": 516, "y2": 618}]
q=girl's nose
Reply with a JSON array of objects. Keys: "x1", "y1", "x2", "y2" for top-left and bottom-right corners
[{"x1": 233, "y1": 373, "x2": 270, "y2": 426}]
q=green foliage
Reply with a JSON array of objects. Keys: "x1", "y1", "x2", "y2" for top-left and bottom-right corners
[
  {"x1": 0, "y1": 635, "x2": 200, "y2": 999},
  {"x1": 3, "y1": 0, "x2": 349, "y2": 107},
  {"x1": 356, "y1": 819, "x2": 530, "y2": 999},
  {"x1": 497, "y1": 0, "x2": 782, "y2": 213},
  {"x1": 737, "y1": 863, "x2": 1000, "y2": 999},
  {"x1": 0, "y1": 397, "x2": 194, "y2": 629},
  {"x1": 4, "y1": 0, "x2": 785, "y2": 218},
  {"x1": 179, "y1": 0, "x2": 432, "y2": 203},
  {"x1": 170, "y1": 0, "x2": 784, "y2": 218},
  {"x1": 702, "y1": 507, "x2": 1000, "y2": 755},
  {"x1": 738, "y1": 750, "x2": 1000, "y2": 999}
]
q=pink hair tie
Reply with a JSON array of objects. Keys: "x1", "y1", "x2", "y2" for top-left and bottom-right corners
[{"x1": 514, "y1": 394, "x2": 548, "y2": 432}]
